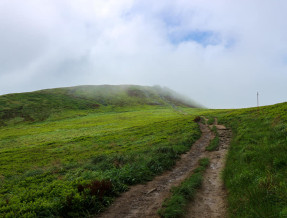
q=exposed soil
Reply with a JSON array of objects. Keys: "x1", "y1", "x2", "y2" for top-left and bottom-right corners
[
  {"x1": 98, "y1": 119, "x2": 231, "y2": 218},
  {"x1": 185, "y1": 119, "x2": 232, "y2": 218}
]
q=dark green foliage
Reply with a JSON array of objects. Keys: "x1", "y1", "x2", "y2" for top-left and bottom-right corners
[
  {"x1": 158, "y1": 158, "x2": 210, "y2": 218},
  {"x1": 193, "y1": 116, "x2": 201, "y2": 122},
  {"x1": 58, "y1": 180, "x2": 113, "y2": 216}
]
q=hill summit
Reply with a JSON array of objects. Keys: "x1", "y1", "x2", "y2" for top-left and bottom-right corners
[{"x1": 0, "y1": 85, "x2": 200, "y2": 125}]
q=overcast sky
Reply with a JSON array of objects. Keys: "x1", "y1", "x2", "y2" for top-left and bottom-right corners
[{"x1": 0, "y1": 0, "x2": 286, "y2": 108}]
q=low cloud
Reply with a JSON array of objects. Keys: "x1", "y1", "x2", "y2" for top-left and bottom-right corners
[{"x1": 0, "y1": 0, "x2": 286, "y2": 108}]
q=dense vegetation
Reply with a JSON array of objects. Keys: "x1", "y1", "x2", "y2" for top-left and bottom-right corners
[
  {"x1": 158, "y1": 158, "x2": 209, "y2": 218},
  {"x1": 0, "y1": 86, "x2": 201, "y2": 217},
  {"x1": 201, "y1": 102, "x2": 287, "y2": 217}
]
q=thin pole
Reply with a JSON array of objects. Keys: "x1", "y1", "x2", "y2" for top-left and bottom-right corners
[
  {"x1": 257, "y1": 92, "x2": 259, "y2": 112},
  {"x1": 257, "y1": 92, "x2": 259, "y2": 107}
]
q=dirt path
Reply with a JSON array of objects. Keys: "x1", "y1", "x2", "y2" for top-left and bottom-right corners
[
  {"x1": 98, "y1": 119, "x2": 231, "y2": 218},
  {"x1": 98, "y1": 123, "x2": 213, "y2": 218},
  {"x1": 185, "y1": 119, "x2": 232, "y2": 218}
]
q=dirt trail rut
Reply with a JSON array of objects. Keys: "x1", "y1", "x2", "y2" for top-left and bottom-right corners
[
  {"x1": 185, "y1": 119, "x2": 232, "y2": 218},
  {"x1": 98, "y1": 123, "x2": 212, "y2": 218},
  {"x1": 98, "y1": 119, "x2": 231, "y2": 218}
]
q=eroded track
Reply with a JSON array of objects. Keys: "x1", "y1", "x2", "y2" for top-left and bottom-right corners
[
  {"x1": 185, "y1": 121, "x2": 231, "y2": 218},
  {"x1": 98, "y1": 119, "x2": 231, "y2": 218},
  {"x1": 98, "y1": 123, "x2": 212, "y2": 218}
]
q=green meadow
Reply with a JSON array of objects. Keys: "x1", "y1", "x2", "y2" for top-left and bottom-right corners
[
  {"x1": 0, "y1": 107, "x2": 201, "y2": 217},
  {"x1": 0, "y1": 85, "x2": 202, "y2": 217},
  {"x1": 0, "y1": 85, "x2": 286, "y2": 217}
]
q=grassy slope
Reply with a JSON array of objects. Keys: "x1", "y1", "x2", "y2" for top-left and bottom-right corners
[
  {"x1": 0, "y1": 86, "x2": 201, "y2": 217},
  {"x1": 1, "y1": 85, "x2": 286, "y2": 217},
  {"x1": 0, "y1": 85, "x2": 199, "y2": 126},
  {"x1": 198, "y1": 102, "x2": 287, "y2": 217}
]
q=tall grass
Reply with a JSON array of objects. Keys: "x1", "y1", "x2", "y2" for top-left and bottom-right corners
[{"x1": 210, "y1": 102, "x2": 287, "y2": 217}]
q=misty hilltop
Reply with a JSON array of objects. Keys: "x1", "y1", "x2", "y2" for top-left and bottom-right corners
[{"x1": 0, "y1": 85, "x2": 201, "y2": 126}]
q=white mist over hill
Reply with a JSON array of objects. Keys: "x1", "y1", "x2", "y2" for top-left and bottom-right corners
[{"x1": 0, "y1": 0, "x2": 287, "y2": 108}]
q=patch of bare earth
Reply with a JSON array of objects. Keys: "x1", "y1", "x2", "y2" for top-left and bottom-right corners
[
  {"x1": 185, "y1": 119, "x2": 232, "y2": 218},
  {"x1": 98, "y1": 123, "x2": 212, "y2": 218}
]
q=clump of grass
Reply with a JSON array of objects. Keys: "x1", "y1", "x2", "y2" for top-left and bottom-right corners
[
  {"x1": 206, "y1": 126, "x2": 220, "y2": 151},
  {"x1": 207, "y1": 117, "x2": 215, "y2": 125},
  {"x1": 210, "y1": 125, "x2": 217, "y2": 133},
  {"x1": 200, "y1": 116, "x2": 206, "y2": 125},
  {"x1": 198, "y1": 157, "x2": 209, "y2": 168},
  {"x1": 205, "y1": 136, "x2": 219, "y2": 151},
  {"x1": 158, "y1": 158, "x2": 209, "y2": 218}
]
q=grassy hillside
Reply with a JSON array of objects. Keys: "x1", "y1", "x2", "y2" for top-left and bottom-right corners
[
  {"x1": 199, "y1": 102, "x2": 287, "y2": 217},
  {"x1": 0, "y1": 85, "x2": 199, "y2": 126},
  {"x1": 0, "y1": 86, "x2": 201, "y2": 217},
  {"x1": 0, "y1": 85, "x2": 286, "y2": 217}
]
